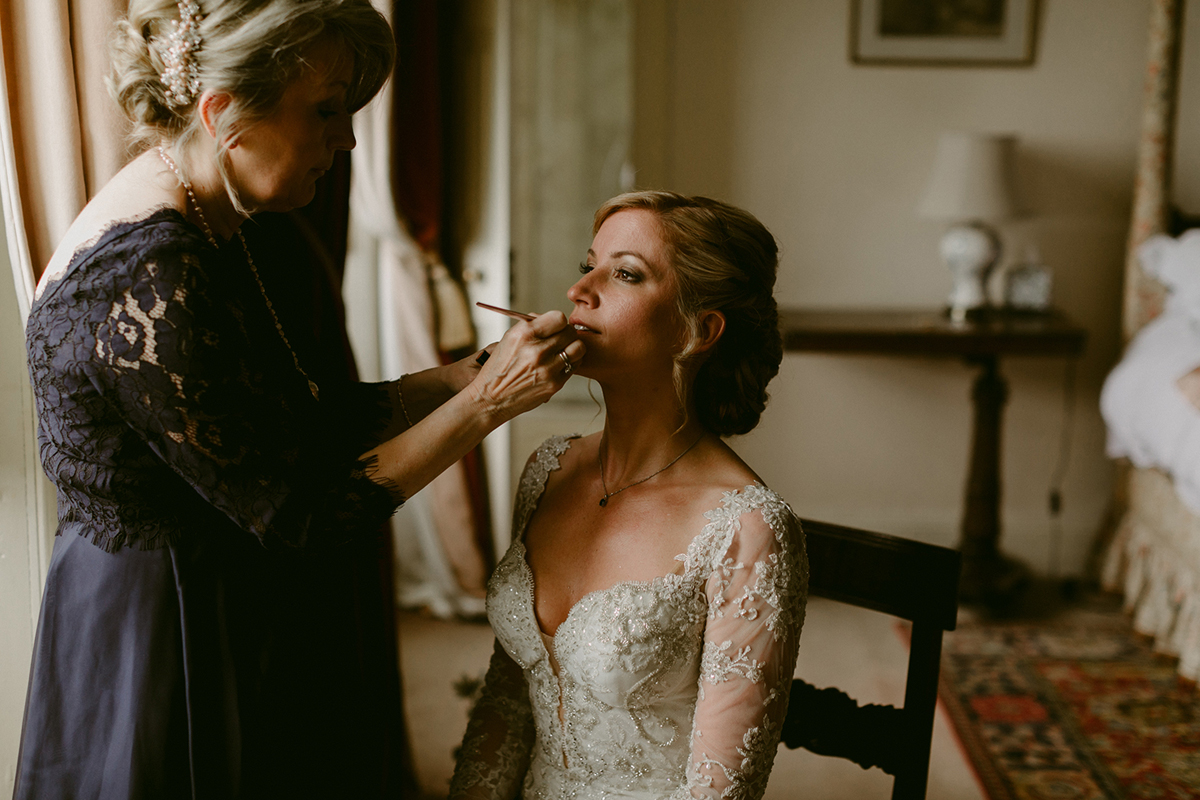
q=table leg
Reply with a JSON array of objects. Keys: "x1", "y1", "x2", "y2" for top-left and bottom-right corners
[{"x1": 957, "y1": 354, "x2": 1029, "y2": 605}]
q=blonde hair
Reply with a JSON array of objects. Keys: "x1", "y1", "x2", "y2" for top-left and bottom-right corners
[
  {"x1": 593, "y1": 191, "x2": 782, "y2": 436},
  {"x1": 109, "y1": 0, "x2": 394, "y2": 211}
]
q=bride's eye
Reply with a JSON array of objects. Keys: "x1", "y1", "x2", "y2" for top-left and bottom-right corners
[
  {"x1": 615, "y1": 268, "x2": 639, "y2": 283},
  {"x1": 578, "y1": 261, "x2": 593, "y2": 275}
]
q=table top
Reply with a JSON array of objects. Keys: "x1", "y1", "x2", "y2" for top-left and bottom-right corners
[{"x1": 779, "y1": 307, "x2": 1087, "y2": 358}]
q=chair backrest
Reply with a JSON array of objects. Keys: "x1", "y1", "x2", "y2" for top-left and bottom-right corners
[{"x1": 780, "y1": 518, "x2": 962, "y2": 800}]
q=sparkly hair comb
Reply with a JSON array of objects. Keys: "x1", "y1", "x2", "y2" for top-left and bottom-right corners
[{"x1": 159, "y1": 0, "x2": 204, "y2": 108}]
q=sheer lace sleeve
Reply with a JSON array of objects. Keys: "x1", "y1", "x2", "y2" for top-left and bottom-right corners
[
  {"x1": 683, "y1": 496, "x2": 808, "y2": 800},
  {"x1": 84, "y1": 228, "x2": 399, "y2": 548},
  {"x1": 449, "y1": 639, "x2": 535, "y2": 800}
]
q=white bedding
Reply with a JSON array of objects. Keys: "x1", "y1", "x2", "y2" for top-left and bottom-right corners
[
  {"x1": 1101, "y1": 231, "x2": 1200, "y2": 514},
  {"x1": 1101, "y1": 231, "x2": 1200, "y2": 680}
]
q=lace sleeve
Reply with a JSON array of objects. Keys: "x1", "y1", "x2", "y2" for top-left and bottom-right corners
[
  {"x1": 319, "y1": 379, "x2": 407, "y2": 449},
  {"x1": 683, "y1": 502, "x2": 808, "y2": 800},
  {"x1": 449, "y1": 639, "x2": 535, "y2": 800},
  {"x1": 88, "y1": 235, "x2": 399, "y2": 548}
]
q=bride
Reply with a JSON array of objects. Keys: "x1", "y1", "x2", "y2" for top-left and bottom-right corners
[{"x1": 450, "y1": 191, "x2": 808, "y2": 800}]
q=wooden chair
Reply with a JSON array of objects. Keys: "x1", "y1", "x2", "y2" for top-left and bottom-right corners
[{"x1": 780, "y1": 518, "x2": 962, "y2": 800}]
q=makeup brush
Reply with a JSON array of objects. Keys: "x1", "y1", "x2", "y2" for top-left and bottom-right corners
[{"x1": 475, "y1": 302, "x2": 535, "y2": 322}]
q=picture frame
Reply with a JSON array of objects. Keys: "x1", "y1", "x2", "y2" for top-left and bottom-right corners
[{"x1": 851, "y1": 0, "x2": 1038, "y2": 67}]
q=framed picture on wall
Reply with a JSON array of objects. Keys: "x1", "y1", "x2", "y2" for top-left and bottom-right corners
[{"x1": 851, "y1": 0, "x2": 1038, "y2": 66}]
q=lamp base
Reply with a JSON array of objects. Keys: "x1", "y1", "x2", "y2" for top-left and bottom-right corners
[{"x1": 941, "y1": 221, "x2": 1001, "y2": 321}]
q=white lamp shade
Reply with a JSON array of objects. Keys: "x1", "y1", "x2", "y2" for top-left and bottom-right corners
[{"x1": 918, "y1": 132, "x2": 1019, "y2": 221}]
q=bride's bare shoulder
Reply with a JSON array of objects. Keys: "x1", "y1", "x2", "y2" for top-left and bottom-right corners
[
  {"x1": 698, "y1": 437, "x2": 765, "y2": 491},
  {"x1": 37, "y1": 151, "x2": 183, "y2": 295},
  {"x1": 557, "y1": 432, "x2": 599, "y2": 471}
]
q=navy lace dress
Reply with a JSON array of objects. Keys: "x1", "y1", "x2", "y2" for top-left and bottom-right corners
[{"x1": 16, "y1": 209, "x2": 405, "y2": 799}]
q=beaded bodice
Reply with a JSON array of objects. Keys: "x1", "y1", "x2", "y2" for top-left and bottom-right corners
[{"x1": 451, "y1": 436, "x2": 808, "y2": 800}]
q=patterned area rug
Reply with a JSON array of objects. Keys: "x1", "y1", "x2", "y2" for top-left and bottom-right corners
[{"x1": 939, "y1": 601, "x2": 1200, "y2": 800}]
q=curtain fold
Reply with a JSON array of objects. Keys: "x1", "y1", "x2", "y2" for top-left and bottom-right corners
[
  {"x1": 0, "y1": 0, "x2": 127, "y2": 320},
  {"x1": 1101, "y1": 0, "x2": 1186, "y2": 654},
  {"x1": 1122, "y1": 0, "x2": 1183, "y2": 341},
  {"x1": 350, "y1": 0, "x2": 489, "y2": 617}
]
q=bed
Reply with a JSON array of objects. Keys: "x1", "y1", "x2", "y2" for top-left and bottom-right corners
[
  {"x1": 1102, "y1": 232, "x2": 1200, "y2": 680},
  {"x1": 1100, "y1": 0, "x2": 1200, "y2": 682}
]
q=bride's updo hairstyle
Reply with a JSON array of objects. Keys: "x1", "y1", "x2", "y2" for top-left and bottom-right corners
[
  {"x1": 593, "y1": 191, "x2": 783, "y2": 436},
  {"x1": 110, "y1": 0, "x2": 393, "y2": 204}
]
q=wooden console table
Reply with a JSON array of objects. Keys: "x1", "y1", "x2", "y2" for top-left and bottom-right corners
[{"x1": 779, "y1": 308, "x2": 1087, "y2": 605}]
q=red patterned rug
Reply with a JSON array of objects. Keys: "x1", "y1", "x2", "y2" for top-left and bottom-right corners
[{"x1": 938, "y1": 601, "x2": 1200, "y2": 800}]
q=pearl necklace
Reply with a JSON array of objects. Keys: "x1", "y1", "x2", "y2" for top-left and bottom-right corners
[
  {"x1": 156, "y1": 146, "x2": 320, "y2": 400},
  {"x1": 597, "y1": 433, "x2": 703, "y2": 507}
]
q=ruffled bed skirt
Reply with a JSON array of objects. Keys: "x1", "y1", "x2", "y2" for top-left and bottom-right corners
[{"x1": 1103, "y1": 466, "x2": 1200, "y2": 681}]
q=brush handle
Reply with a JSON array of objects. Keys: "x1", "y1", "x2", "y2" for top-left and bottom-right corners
[{"x1": 475, "y1": 301, "x2": 536, "y2": 322}]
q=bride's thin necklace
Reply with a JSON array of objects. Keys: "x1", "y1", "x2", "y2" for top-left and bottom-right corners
[
  {"x1": 156, "y1": 146, "x2": 320, "y2": 401},
  {"x1": 597, "y1": 433, "x2": 703, "y2": 507}
]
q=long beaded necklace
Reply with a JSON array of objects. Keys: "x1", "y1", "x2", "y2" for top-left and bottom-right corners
[
  {"x1": 156, "y1": 146, "x2": 320, "y2": 400},
  {"x1": 597, "y1": 433, "x2": 703, "y2": 507}
]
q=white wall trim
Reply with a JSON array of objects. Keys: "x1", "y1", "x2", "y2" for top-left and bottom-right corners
[{"x1": 0, "y1": 25, "x2": 34, "y2": 324}]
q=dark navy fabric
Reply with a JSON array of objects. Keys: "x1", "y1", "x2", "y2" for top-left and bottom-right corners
[{"x1": 16, "y1": 210, "x2": 405, "y2": 799}]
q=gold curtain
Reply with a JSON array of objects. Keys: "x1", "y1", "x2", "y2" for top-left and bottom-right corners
[
  {"x1": 1098, "y1": 0, "x2": 1185, "y2": 589},
  {"x1": 1122, "y1": 0, "x2": 1184, "y2": 341},
  {"x1": 0, "y1": 0, "x2": 129, "y2": 320}
]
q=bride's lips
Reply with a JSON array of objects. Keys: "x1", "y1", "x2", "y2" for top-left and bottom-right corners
[{"x1": 569, "y1": 318, "x2": 598, "y2": 333}]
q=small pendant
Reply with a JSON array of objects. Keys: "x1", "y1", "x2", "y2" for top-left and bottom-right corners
[
  {"x1": 599, "y1": 497, "x2": 608, "y2": 507},
  {"x1": 308, "y1": 380, "x2": 320, "y2": 401}
]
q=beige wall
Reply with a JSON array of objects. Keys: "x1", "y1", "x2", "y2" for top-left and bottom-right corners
[{"x1": 633, "y1": 0, "x2": 1149, "y2": 575}]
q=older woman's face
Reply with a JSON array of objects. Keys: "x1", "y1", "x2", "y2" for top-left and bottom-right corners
[{"x1": 226, "y1": 39, "x2": 356, "y2": 213}]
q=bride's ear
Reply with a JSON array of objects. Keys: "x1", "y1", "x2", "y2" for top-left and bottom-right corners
[{"x1": 691, "y1": 310, "x2": 726, "y2": 356}]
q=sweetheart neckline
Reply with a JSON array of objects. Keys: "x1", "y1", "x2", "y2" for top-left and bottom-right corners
[
  {"x1": 518, "y1": 538, "x2": 690, "y2": 641},
  {"x1": 516, "y1": 479, "x2": 770, "y2": 640}
]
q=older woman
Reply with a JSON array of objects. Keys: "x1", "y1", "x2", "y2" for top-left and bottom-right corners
[
  {"x1": 15, "y1": 1, "x2": 582, "y2": 797},
  {"x1": 450, "y1": 191, "x2": 808, "y2": 800}
]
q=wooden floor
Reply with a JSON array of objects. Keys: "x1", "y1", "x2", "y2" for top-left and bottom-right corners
[{"x1": 398, "y1": 596, "x2": 986, "y2": 800}]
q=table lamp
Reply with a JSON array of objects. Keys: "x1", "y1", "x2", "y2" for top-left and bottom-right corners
[{"x1": 918, "y1": 132, "x2": 1019, "y2": 321}]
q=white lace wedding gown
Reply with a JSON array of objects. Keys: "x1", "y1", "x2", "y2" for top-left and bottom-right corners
[{"x1": 450, "y1": 436, "x2": 809, "y2": 800}]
